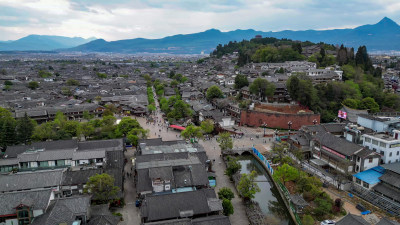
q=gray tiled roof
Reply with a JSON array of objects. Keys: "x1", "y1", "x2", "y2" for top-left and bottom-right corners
[
  {"x1": 0, "y1": 189, "x2": 52, "y2": 215},
  {"x1": 72, "y1": 150, "x2": 106, "y2": 160},
  {"x1": 0, "y1": 158, "x2": 19, "y2": 166},
  {"x1": 373, "y1": 183, "x2": 400, "y2": 202},
  {"x1": 141, "y1": 189, "x2": 219, "y2": 222},
  {"x1": 381, "y1": 162, "x2": 400, "y2": 175},
  {"x1": 31, "y1": 195, "x2": 90, "y2": 225},
  {"x1": 4, "y1": 139, "x2": 78, "y2": 158},
  {"x1": 143, "y1": 215, "x2": 231, "y2": 225},
  {"x1": 62, "y1": 169, "x2": 102, "y2": 185},
  {"x1": 376, "y1": 218, "x2": 400, "y2": 225},
  {"x1": 314, "y1": 132, "x2": 363, "y2": 156},
  {"x1": 336, "y1": 214, "x2": 370, "y2": 225},
  {"x1": 78, "y1": 139, "x2": 123, "y2": 152},
  {"x1": 88, "y1": 215, "x2": 120, "y2": 225},
  {"x1": 18, "y1": 149, "x2": 74, "y2": 162},
  {"x1": 0, "y1": 170, "x2": 63, "y2": 192}
]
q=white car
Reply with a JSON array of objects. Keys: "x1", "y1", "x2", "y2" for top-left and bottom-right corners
[{"x1": 321, "y1": 220, "x2": 336, "y2": 225}]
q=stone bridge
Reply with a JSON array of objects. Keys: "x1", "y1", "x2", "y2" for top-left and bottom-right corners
[{"x1": 222, "y1": 147, "x2": 253, "y2": 156}]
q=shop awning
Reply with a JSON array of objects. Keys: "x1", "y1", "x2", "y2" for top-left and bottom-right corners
[{"x1": 170, "y1": 125, "x2": 186, "y2": 131}]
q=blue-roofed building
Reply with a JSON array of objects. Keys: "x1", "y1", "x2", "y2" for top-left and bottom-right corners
[{"x1": 353, "y1": 166, "x2": 385, "y2": 190}]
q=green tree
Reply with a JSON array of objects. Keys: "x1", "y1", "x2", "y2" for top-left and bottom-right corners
[
  {"x1": 234, "y1": 74, "x2": 249, "y2": 89},
  {"x1": 79, "y1": 122, "x2": 95, "y2": 140},
  {"x1": 116, "y1": 117, "x2": 141, "y2": 136},
  {"x1": 206, "y1": 85, "x2": 223, "y2": 101},
  {"x1": 4, "y1": 80, "x2": 12, "y2": 86},
  {"x1": 181, "y1": 125, "x2": 203, "y2": 141},
  {"x1": 342, "y1": 98, "x2": 361, "y2": 109},
  {"x1": 38, "y1": 70, "x2": 52, "y2": 78},
  {"x1": 287, "y1": 75, "x2": 300, "y2": 100},
  {"x1": 147, "y1": 104, "x2": 156, "y2": 113},
  {"x1": 16, "y1": 113, "x2": 36, "y2": 144},
  {"x1": 273, "y1": 163, "x2": 299, "y2": 186},
  {"x1": 217, "y1": 132, "x2": 233, "y2": 151},
  {"x1": 170, "y1": 80, "x2": 179, "y2": 87},
  {"x1": 27, "y1": 81, "x2": 39, "y2": 90},
  {"x1": 237, "y1": 170, "x2": 260, "y2": 200},
  {"x1": 167, "y1": 100, "x2": 192, "y2": 120},
  {"x1": 249, "y1": 77, "x2": 276, "y2": 101},
  {"x1": 66, "y1": 79, "x2": 80, "y2": 86},
  {"x1": 97, "y1": 72, "x2": 107, "y2": 79},
  {"x1": 84, "y1": 173, "x2": 120, "y2": 203},
  {"x1": 225, "y1": 157, "x2": 241, "y2": 177},
  {"x1": 218, "y1": 187, "x2": 235, "y2": 200},
  {"x1": 222, "y1": 199, "x2": 234, "y2": 216},
  {"x1": 83, "y1": 111, "x2": 93, "y2": 120},
  {"x1": 0, "y1": 118, "x2": 16, "y2": 150},
  {"x1": 127, "y1": 128, "x2": 149, "y2": 146},
  {"x1": 63, "y1": 120, "x2": 80, "y2": 137},
  {"x1": 32, "y1": 122, "x2": 58, "y2": 141},
  {"x1": 313, "y1": 197, "x2": 332, "y2": 217},
  {"x1": 200, "y1": 119, "x2": 214, "y2": 134},
  {"x1": 292, "y1": 42, "x2": 302, "y2": 54},
  {"x1": 272, "y1": 142, "x2": 289, "y2": 163},
  {"x1": 61, "y1": 87, "x2": 72, "y2": 96},
  {"x1": 102, "y1": 115, "x2": 117, "y2": 128},
  {"x1": 103, "y1": 104, "x2": 117, "y2": 116},
  {"x1": 302, "y1": 215, "x2": 315, "y2": 225},
  {"x1": 361, "y1": 97, "x2": 379, "y2": 113},
  {"x1": 355, "y1": 45, "x2": 373, "y2": 71}
]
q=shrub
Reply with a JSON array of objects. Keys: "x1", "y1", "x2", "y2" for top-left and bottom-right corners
[
  {"x1": 302, "y1": 214, "x2": 315, "y2": 225},
  {"x1": 225, "y1": 157, "x2": 241, "y2": 177},
  {"x1": 222, "y1": 199, "x2": 234, "y2": 216},
  {"x1": 218, "y1": 187, "x2": 235, "y2": 200}
]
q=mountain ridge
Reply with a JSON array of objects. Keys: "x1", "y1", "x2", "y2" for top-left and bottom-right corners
[
  {"x1": 0, "y1": 35, "x2": 96, "y2": 51},
  {"x1": 68, "y1": 17, "x2": 400, "y2": 54},
  {"x1": 1, "y1": 17, "x2": 399, "y2": 53}
]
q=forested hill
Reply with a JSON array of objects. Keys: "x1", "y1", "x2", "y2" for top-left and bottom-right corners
[
  {"x1": 213, "y1": 37, "x2": 400, "y2": 122},
  {"x1": 211, "y1": 37, "x2": 338, "y2": 67}
]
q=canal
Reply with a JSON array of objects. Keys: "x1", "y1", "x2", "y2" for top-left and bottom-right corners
[{"x1": 237, "y1": 155, "x2": 292, "y2": 225}]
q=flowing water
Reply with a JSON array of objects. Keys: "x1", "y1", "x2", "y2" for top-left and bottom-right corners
[{"x1": 237, "y1": 155, "x2": 292, "y2": 225}]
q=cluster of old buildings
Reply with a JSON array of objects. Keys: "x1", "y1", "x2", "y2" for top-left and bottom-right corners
[
  {"x1": 288, "y1": 111, "x2": 400, "y2": 214},
  {"x1": 134, "y1": 138, "x2": 230, "y2": 224},
  {"x1": 0, "y1": 139, "x2": 124, "y2": 225}
]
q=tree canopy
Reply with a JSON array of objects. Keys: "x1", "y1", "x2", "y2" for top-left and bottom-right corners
[
  {"x1": 249, "y1": 78, "x2": 276, "y2": 101},
  {"x1": 234, "y1": 74, "x2": 249, "y2": 89},
  {"x1": 181, "y1": 125, "x2": 203, "y2": 141},
  {"x1": 237, "y1": 170, "x2": 261, "y2": 200},
  {"x1": 84, "y1": 173, "x2": 120, "y2": 203},
  {"x1": 206, "y1": 85, "x2": 223, "y2": 101},
  {"x1": 200, "y1": 120, "x2": 214, "y2": 134},
  {"x1": 217, "y1": 132, "x2": 233, "y2": 151}
]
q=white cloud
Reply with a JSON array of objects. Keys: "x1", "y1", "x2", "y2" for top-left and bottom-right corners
[{"x1": 0, "y1": 0, "x2": 399, "y2": 41}]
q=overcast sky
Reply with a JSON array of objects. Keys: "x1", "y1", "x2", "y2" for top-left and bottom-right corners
[{"x1": 0, "y1": 0, "x2": 399, "y2": 41}]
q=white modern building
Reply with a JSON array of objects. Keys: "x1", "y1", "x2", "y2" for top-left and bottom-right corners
[{"x1": 362, "y1": 130, "x2": 400, "y2": 164}]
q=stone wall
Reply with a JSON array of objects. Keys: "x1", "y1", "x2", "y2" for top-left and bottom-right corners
[{"x1": 240, "y1": 110, "x2": 320, "y2": 130}]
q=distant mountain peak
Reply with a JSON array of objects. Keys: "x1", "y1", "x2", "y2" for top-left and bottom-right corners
[
  {"x1": 376, "y1": 17, "x2": 398, "y2": 27},
  {"x1": 204, "y1": 28, "x2": 221, "y2": 33}
]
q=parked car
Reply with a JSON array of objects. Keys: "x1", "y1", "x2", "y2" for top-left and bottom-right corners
[
  {"x1": 321, "y1": 220, "x2": 335, "y2": 225},
  {"x1": 356, "y1": 203, "x2": 366, "y2": 212}
]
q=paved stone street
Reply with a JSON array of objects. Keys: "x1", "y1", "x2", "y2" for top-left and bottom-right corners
[
  {"x1": 114, "y1": 149, "x2": 141, "y2": 225},
  {"x1": 119, "y1": 88, "x2": 279, "y2": 225}
]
